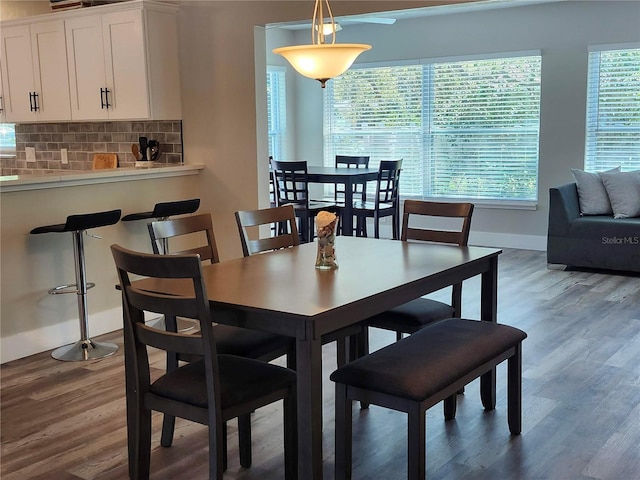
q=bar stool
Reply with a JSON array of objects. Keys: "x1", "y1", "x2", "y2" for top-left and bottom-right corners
[
  {"x1": 30, "y1": 209, "x2": 122, "y2": 361},
  {"x1": 121, "y1": 198, "x2": 200, "y2": 254},
  {"x1": 121, "y1": 198, "x2": 200, "y2": 331}
]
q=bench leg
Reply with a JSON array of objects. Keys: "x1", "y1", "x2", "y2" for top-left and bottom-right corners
[
  {"x1": 443, "y1": 393, "x2": 457, "y2": 420},
  {"x1": 335, "y1": 383, "x2": 352, "y2": 480},
  {"x1": 508, "y1": 343, "x2": 523, "y2": 435},
  {"x1": 239, "y1": 414, "x2": 252, "y2": 468},
  {"x1": 407, "y1": 407, "x2": 426, "y2": 480}
]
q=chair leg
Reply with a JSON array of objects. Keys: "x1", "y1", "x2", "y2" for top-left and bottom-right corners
[
  {"x1": 336, "y1": 338, "x2": 347, "y2": 368},
  {"x1": 443, "y1": 393, "x2": 457, "y2": 420},
  {"x1": 283, "y1": 389, "x2": 298, "y2": 480},
  {"x1": 238, "y1": 414, "x2": 252, "y2": 468},
  {"x1": 334, "y1": 383, "x2": 352, "y2": 480},
  {"x1": 508, "y1": 343, "x2": 523, "y2": 435},
  {"x1": 210, "y1": 418, "x2": 225, "y2": 480},
  {"x1": 134, "y1": 407, "x2": 152, "y2": 480},
  {"x1": 356, "y1": 328, "x2": 370, "y2": 409},
  {"x1": 407, "y1": 408, "x2": 426, "y2": 480}
]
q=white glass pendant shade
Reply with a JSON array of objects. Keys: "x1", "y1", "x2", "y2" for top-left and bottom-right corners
[
  {"x1": 273, "y1": 0, "x2": 371, "y2": 87},
  {"x1": 273, "y1": 43, "x2": 371, "y2": 87}
]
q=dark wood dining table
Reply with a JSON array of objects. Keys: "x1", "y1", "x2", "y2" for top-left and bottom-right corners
[
  {"x1": 134, "y1": 236, "x2": 501, "y2": 479},
  {"x1": 306, "y1": 166, "x2": 379, "y2": 235}
]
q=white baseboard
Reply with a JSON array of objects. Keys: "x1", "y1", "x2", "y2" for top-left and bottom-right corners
[
  {"x1": 1, "y1": 307, "x2": 123, "y2": 364},
  {"x1": 469, "y1": 231, "x2": 547, "y2": 251}
]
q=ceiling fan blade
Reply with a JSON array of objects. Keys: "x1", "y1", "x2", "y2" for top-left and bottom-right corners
[{"x1": 337, "y1": 16, "x2": 397, "y2": 25}]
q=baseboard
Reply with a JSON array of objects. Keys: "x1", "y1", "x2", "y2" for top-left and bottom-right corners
[
  {"x1": 1, "y1": 307, "x2": 124, "y2": 364},
  {"x1": 469, "y1": 231, "x2": 547, "y2": 251}
]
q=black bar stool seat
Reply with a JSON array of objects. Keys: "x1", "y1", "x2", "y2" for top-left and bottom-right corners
[
  {"x1": 121, "y1": 198, "x2": 200, "y2": 222},
  {"x1": 30, "y1": 209, "x2": 122, "y2": 361}
]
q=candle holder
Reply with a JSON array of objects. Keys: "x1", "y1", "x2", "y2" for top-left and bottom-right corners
[{"x1": 315, "y1": 211, "x2": 338, "y2": 270}]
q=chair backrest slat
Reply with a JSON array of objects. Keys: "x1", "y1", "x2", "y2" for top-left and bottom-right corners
[
  {"x1": 401, "y1": 199, "x2": 474, "y2": 246},
  {"x1": 235, "y1": 204, "x2": 300, "y2": 256},
  {"x1": 148, "y1": 213, "x2": 220, "y2": 264},
  {"x1": 375, "y1": 160, "x2": 403, "y2": 206}
]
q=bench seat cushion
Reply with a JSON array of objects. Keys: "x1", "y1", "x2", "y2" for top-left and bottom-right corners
[{"x1": 330, "y1": 318, "x2": 527, "y2": 402}]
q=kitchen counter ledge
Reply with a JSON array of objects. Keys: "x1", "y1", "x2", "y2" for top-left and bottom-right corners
[{"x1": 0, "y1": 164, "x2": 204, "y2": 192}]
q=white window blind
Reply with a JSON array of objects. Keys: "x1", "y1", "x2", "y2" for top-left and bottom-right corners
[
  {"x1": 585, "y1": 46, "x2": 640, "y2": 172},
  {"x1": 267, "y1": 66, "x2": 287, "y2": 160},
  {"x1": 324, "y1": 54, "x2": 541, "y2": 202}
]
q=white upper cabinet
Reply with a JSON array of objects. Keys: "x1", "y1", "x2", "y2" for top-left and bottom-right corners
[
  {"x1": 66, "y1": 3, "x2": 180, "y2": 121},
  {"x1": 0, "y1": 0, "x2": 181, "y2": 123},
  {"x1": 0, "y1": 20, "x2": 71, "y2": 122}
]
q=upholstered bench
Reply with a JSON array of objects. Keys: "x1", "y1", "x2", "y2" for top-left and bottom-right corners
[{"x1": 330, "y1": 318, "x2": 527, "y2": 480}]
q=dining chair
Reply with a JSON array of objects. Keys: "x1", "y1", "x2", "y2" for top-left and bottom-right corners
[
  {"x1": 270, "y1": 159, "x2": 341, "y2": 243},
  {"x1": 234, "y1": 204, "x2": 363, "y2": 368},
  {"x1": 366, "y1": 199, "x2": 475, "y2": 339},
  {"x1": 334, "y1": 155, "x2": 370, "y2": 204},
  {"x1": 334, "y1": 155, "x2": 370, "y2": 235},
  {"x1": 147, "y1": 212, "x2": 295, "y2": 468},
  {"x1": 111, "y1": 245, "x2": 297, "y2": 480},
  {"x1": 352, "y1": 159, "x2": 403, "y2": 239},
  {"x1": 235, "y1": 204, "x2": 300, "y2": 257}
]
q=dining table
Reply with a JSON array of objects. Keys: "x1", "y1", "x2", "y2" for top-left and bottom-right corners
[
  {"x1": 133, "y1": 236, "x2": 501, "y2": 479},
  {"x1": 306, "y1": 166, "x2": 379, "y2": 235}
]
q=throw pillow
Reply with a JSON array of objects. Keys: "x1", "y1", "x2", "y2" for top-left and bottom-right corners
[
  {"x1": 600, "y1": 170, "x2": 640, "y2": 219},
  {"x1": 571, "y1": 167, "x2": 620, "y2": 215}
]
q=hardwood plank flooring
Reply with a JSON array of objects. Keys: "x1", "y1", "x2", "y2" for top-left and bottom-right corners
[{"x1": 2, "y1": 248, "x2": 639, "y2": 479}]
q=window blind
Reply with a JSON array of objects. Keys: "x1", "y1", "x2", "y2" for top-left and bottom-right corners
[
  {"x1": 324, "y1": 54, "x2": 541, "y2": 202},
  {"x1": 267, "y1": 66, "x2": 287, "y2": 160},
  {"x1": 585, "y1": 46, "x2": 640, "y2": 172}
]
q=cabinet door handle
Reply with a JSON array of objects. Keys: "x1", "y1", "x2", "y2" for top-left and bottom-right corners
[
  {"x1": 100, "y1": 87, "x2": 112, "y2": 109},
  {"x1": 29, "y1": 92, "x2": 39, "y2": 112},
  {"x1": 0, "y1": 96, "x2": 3, "y2": 114}
]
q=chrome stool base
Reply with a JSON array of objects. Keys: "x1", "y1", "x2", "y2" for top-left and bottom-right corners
[{"x1": 51, "y1": 339, "x2": 118, "y2": 361}]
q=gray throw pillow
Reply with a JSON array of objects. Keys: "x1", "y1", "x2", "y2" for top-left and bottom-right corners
[
  {"x1": 600, "y1": 170, "x2": 640, "y2": 219},
  {"x1": 571, "y1": 167, "x2": 620, "y2": 215}
]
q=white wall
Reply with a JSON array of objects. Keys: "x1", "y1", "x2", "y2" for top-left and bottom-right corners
[{"x1": 272, "y1": 0, "x2": 640, "y2": 249}]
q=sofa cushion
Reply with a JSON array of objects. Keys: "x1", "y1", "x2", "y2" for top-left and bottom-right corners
[
  {"x1": 571, "y1": 167, "x2": 620, "y2": 215},
  {"x1": 600, "y1": 170, "x2": 640, "y2": 219}
]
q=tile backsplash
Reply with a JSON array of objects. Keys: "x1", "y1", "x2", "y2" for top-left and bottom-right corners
[{"x1": 2, "y1": 120, "x2": 182, "y2": 175}]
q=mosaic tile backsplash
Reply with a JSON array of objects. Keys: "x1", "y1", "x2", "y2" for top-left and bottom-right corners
[{"x1": 2, "y1": 120, "x2": 182, "y2": 175}]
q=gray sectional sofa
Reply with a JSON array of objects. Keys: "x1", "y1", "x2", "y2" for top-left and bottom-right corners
[{"x1": 547, "y1": 183, "x2": 640, "y2": 273}]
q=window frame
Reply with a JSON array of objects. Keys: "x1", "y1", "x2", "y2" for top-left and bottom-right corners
[{"x1": 266, "y1": 65, "x2": 287, "y2": 161}]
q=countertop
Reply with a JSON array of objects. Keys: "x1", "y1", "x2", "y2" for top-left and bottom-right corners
[{"x1": 0, "y1": 163, "x2": 204, "y2": 192}]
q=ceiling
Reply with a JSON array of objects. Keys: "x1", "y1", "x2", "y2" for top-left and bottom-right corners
[{"x1": 269, "y1": 0, "x2": 562, "y2": 30}]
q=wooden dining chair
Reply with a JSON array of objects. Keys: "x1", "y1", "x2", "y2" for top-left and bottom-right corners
[
  {"x1": 111, "y1": 245, "x2": 297, "y2": 480},
  {"x1": 147, "y1": 212, "x2": 295, "y2": 468},
  {"x1": 366, "y1": 199, "x2": 475, "y2": 340},
  {"x1": 270, "y1": 159, "x2": 341, "y2": 243},
  {"x1": 353, "y1": 159, "x2": 403, "y2": 239},
  {"x1": 235, "y1": 204, "x2": 300, "y2": 256},
  {"x1": 334, "y1": 155, "x2": 370, "y2": 204},
  {"x1": 234, "y1": 204, "x2": 363, "y2": 368}
]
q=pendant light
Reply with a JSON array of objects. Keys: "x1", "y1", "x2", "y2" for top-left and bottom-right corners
[{"x1": 273, "y1": 0, "x2": 371, "y2": 88}]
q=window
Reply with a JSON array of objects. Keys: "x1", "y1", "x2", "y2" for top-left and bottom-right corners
[
  {"x1": 0, "y1": 123, "x2": 16, "y2": 156},
  {"x1": 585, "y1": 45, "x2": 640, "y2": 172},
  {"x1": 324, "y1": 53, "x2": 542, "y2": 204},
  {"x1": 267, "y1": 66, "x2": 287, "y2": 160}
]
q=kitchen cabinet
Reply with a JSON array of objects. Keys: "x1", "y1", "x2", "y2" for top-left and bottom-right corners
[
  {"x1": 0, "y1": 0, "x2": 180, "y2": 123},
  {"x1": 65, "y1": 3, "x2": 181, "y2": 121},
  {"x1": 0, "y1": 20, "x2": 71, "y2": 122}
]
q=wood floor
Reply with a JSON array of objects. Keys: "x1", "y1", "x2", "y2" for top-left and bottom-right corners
[{"x1": 2, "y1": 248, "x2": 639, "y2": 480}]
